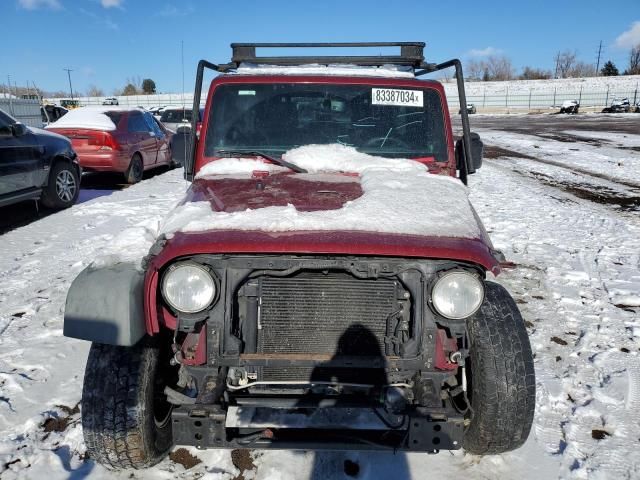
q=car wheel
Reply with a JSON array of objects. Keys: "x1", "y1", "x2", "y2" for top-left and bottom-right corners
[
  {"x1": 462, "y1": 282, "x2": 536, "y2": 454},
  {"x1": 40, "y1": 161, "x2": 80, "y2": 209},
  {"x1": 81, "y1": 339, "x2": 176, "y2": 470},
  {"x1": 125, "y1": 154, "x2": 144, "y2": 184}
]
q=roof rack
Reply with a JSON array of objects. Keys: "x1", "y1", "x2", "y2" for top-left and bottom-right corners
[{"x1": 227, "y1": 42, "x2": 430, "y2": 69}]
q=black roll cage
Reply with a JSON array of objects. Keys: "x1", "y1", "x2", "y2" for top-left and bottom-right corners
[{"x1": 186, "y1": 42, "x2": 474, "y2": 184}]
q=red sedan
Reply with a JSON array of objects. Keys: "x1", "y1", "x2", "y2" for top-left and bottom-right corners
[{"x1": 47, "y1": 107, "x2": 173, "y2": 183}]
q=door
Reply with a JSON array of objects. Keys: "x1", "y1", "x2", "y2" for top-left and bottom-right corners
[
  {"x1": 144, "y1": 113, "x2": 170, "y2": 165},
  {"x1": 0, "y1": 110, "x2": 43, "y2": 196},
  {"x1": 127, "y1": 111, "x2": 157, "y2": 166}
]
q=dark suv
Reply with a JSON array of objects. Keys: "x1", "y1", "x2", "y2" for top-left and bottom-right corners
[
  {"x1": 0, "y1": 108, "x2": 80, "y2": 209},
  {"x1": 64, "y1": 43, "x2": 535, "y2": 470}
]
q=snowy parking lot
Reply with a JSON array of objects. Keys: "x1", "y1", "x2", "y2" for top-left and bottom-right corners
[{"x1": 1, "y1": 113, "x2": 639, "y2": 479}]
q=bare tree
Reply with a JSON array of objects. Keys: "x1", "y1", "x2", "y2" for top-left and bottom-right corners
[
  {"x1": 485, "y1": 55, "x2": 514, "y2": 81},
  {"x1": 555, "y1": 50, "x2": 577, "y2": 78},
  {"x1": 519, "y1": 66, "x2": 552, "y2": 80},
  {"x1": 466, "y1": 60, "x2": 486, "y2": 81},
  {"x1": 86, "y1": 85, "x2": 104, "y2": 97},
  {"x1": 569, "y1": 61, "x2": 596, "y2": 78},
  {"x1": 465, "y1": 55, "x2": 514, "y2": 81},
  {"x1": 625, "y1": 44, "x2": 640, "y2": 75}
]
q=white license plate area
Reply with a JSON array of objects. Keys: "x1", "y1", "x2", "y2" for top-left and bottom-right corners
[{"x1": 371, "y1": 88, "x2": 423, "y2": 107}]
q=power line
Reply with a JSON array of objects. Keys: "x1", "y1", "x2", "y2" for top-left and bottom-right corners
[
  {"x1": 595, "y1": 41, "x2": 603, "y2": 76},
  {"x1": 63, "y1": 68, "x2": 74, "y2": 100}
]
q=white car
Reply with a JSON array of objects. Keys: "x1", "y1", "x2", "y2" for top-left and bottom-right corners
[{"x1": 102, "y1": 97, "x2": 119, "y2": 106}]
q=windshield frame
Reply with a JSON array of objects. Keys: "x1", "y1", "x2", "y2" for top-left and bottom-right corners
[{"x1": 195, "y1": 75, "x2": 454, "y2": 175}]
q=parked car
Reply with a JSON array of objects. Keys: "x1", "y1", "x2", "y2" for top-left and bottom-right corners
[
  {"x1": 159, "y1": 107, "x2": 205, "y2": 133},
  {"x1": 0, "y1": 108, "x2": 80, "y2": 209},
  {"x1": 47, "y1": 107, "x2": 173, "y2": 184},
  {"x1": 41, "y1": 104, "x2": 68, "y2": 126},
  {"x1": 602, "y1": 97, "x2": 631, "y2": 113},
  {"x1": 559, "y1": 100, "x2": 579, "y2": 114},
  {"x1": 65, "y1": 42, "x2": 535, "y2": 470},
  {"x1": 60, "y1": 99, "x2": 81, "y2": 109},
  {"x1": 102, "y1": 97, "x2": 119, "y2": 106},
  {"x1": 458, "y1": 103, "x2": 476, "y2": 114}
]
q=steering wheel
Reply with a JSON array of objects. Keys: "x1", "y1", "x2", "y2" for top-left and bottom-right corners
[{"x1": 363, "y1": 136, "x2": 410, "y2": 149}]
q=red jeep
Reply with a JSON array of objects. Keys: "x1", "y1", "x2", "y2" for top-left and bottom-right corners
[{"x1": 64, "y1": 43, "x2": 535, "y2": 470}]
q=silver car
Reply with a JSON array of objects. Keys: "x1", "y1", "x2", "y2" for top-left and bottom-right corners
[{"x1": 159, "y1": 107, "x2": 203, "y2": 133}]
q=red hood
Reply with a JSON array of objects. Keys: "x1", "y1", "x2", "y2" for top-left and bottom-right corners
[
  {"x1": 186, "y1": 172, "x2": 362, "y2": 212},
  {"x1": 155, "y1": 171, "x2": 500, "y2": 274}
]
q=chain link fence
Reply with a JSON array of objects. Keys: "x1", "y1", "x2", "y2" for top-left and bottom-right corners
[{"x1": 45, "y1": 81, "x2": 640, "y2": 114}]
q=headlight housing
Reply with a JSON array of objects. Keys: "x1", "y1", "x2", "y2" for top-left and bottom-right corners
[
  {"x1": 162, "y1": 263, "x2": 217, "y2": 314},
  {"x1": 431, "y1": 270, "x2": 484, "y2": 320}
]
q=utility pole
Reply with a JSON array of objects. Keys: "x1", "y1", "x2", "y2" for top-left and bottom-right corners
[
  {"x1": 63, "y1": 68, "x2": 74, "y2": 100},
  {"x1": 595, "y1": 40, "x2": 603, "y2": 76},
  {"x1": 554, "y1": 52, "x2": 560, "y2": 79}
]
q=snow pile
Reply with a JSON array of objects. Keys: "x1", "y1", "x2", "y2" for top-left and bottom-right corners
[
  {"x1": 44, "y1": 106, "x2": 132, "y2": 131},
  {"x1": 196, "y1": 158, "x2": 288, "y2": 177},
  {"x1": 163, "y1": 145, "x2": 479, "y2": 239},
  {"x1": 235, "y1": 63, "x2": 415, "y2": 78}
]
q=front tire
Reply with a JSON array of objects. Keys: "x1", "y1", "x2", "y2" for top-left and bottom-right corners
[
  {"x1": 41, "y1": 161, "x2": 79, "y2": 209},
  {"x1": 463, "y1": 282, "x2": 536, "y2": 455},
  {"x1": 81, "y1": 340, "x2": 174, "y2": 470}
]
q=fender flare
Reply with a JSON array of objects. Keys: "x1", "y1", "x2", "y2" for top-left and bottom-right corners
[{"x1": 64, "y1": 263, "x2": 146, "y2": 346}]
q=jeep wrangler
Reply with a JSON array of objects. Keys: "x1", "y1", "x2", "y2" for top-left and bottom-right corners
[{"x1": 64, "y1": 43, "x2": 535, "y2": 470}]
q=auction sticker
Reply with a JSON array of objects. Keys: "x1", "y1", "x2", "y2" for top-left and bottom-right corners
[{"x1": 372, "y1": 88, "x2": 423, "y2": 107}]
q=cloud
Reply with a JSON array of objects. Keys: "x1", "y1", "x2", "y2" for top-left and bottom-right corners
[
  {"x1": 615, "y1": 21, "x2": 640, "y2": 49},
  {"x1": 158, "y1": 3, "x2": 194, "y2": 17},
  {"x1": 18, "y1": 0, "x2": 61, "y2": 10},
  {"x1": 467, "y1": 47, "x2": 502, "y2": 57},
  {"x1": 79, "y1": 8, "x2": 118, "y2": 29},
  {"x1": 101, "y1": 0, "x2": 123, "y2": 8}
]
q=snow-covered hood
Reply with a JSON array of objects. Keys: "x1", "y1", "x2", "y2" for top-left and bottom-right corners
[{"x1": 156, "y1": 145, "x2": 497, "y2": 270}]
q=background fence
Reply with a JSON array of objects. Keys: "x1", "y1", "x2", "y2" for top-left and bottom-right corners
[
  {"x1": 0, "y1": 98, "x2": 41, "y2": 127},
  {"x1": 42, "y1": 79, "x2": 640, "y2": 114}
]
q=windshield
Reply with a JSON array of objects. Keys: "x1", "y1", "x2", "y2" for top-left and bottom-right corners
[
  {"x1": 161, "y1": 109, "x2": 193, "y2": 122},
  {"x1": 204, "y1": 83, "x2": 448, "y2": 161}
]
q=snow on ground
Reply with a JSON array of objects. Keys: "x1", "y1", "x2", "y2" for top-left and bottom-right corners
[
  {"x1": 1, "y1": 118, "x2": 640, "y2": 478},
  {"x1": 478, "y1": 129, "x2": 640, "y2": 186}
]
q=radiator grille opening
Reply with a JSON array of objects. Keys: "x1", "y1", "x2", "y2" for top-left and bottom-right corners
[{"x1": 255, "y1": 272, "x2": 403, "y2": 356}]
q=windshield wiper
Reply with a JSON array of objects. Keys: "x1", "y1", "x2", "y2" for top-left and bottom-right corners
[{"x1": 215, "y1": 149, "x2": 307, "y2": 173}]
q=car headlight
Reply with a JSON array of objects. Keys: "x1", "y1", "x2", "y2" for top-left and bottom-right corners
[
  {"x1": 162, "y1": 263, "x2": 216, "y2": 313},
  {"x1": 431, "y1": 271, "x2": 484, "y2": 319}
]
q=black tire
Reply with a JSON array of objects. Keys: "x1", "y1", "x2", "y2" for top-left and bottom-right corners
[
  {"x1": 463, "y1": 282, "x2": 536, "y2": 455},
  {"x1": 125, "y1": 154, "x2": 144, "y2": 184},
  {"x1": 40, "y1": 160, "x2": 79, "y2": 209},
  {"x1": 81, "y1": 340, "x2": 175, "y2": 470}
]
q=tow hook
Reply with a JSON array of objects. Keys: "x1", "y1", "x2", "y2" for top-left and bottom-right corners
[{"x1": 449, "y1": 351, "x2": 467, "y2": 392}]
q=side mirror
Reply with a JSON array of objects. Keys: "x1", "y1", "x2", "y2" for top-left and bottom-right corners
[
  {"x1": 12, "y1": 123, "x2": 28, "y2": 137},
  {"x1": 455, "y1": 132, "x2": 483, "y2": 174}
]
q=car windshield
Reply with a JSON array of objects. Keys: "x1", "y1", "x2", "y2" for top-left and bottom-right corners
[
  {"x1": 161, "y1": 109, "x2": 192, "y2": 122},
  {"x1": 204, "y1": 83, "x2": 448, "y2": 161}
]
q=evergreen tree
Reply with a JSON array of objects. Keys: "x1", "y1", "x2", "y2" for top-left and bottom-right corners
[
  {"x1": 600, "y1": 61, "x2": 619, "y2": 76},
  {"x1": 142, "y1": 78, "x2": 156, "y2": 94}
]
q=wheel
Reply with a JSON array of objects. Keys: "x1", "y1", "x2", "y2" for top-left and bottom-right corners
[
  {"x1": 81, "y1": 340, "x2": 176, "y2": 470},
  {"x1": 40, "y1": 161, "x2": 79, "y2": 209},
  {"x1": 463, "y1": 282, "x2": 536, "y2": 455},
  {"x1": 125, "y1": 154, "x2": 144, "y2": 184}
]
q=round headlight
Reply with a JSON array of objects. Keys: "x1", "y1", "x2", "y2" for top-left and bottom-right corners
[
  {"x1": 431, "y1": 271, "x2": 484, "y2": 319},
  {"x1": 162, "y1": 263, "x2": 216, "y2": 313}
]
